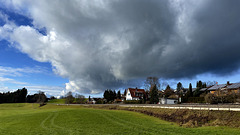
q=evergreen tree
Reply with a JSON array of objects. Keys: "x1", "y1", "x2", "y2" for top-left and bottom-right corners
[
  {"x1": 196, "y1": 80, "x2": 203, "y2": 89},
  {"x1": 189, "y1": 83, "x2": 193, "y2": 97},
  {"x1": 164, "y1": 85, "x2": 174, "y2": 98},
  {"x1": 176, "y1": 82, "x2": 183, "y2": 94},
  {"x1": 117, "y1": 90, "x2": 121, "y2": 99},
  {"x1": 103, "y1": 89, "x2": 117, "y2": 103},
  {"x1": 113, "y1": 90, "x2": 117, "y2": 100},
  {"x1": 202, "y1": 82, "x2": 207, "y2": 88},
  {"x1": 124, "y1": 89, "x2": 127, "y2": 96},
  {"x1": 150, "y1": 84, "x2": 159, "y2": 104}
]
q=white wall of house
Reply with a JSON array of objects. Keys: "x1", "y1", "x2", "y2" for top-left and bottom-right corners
[
  {"x1": 159, "y1": 98, "x2": 177, "y2": 104},
  {"x1": 126, "y1": 89, "x2": 132, "y2": 100}
]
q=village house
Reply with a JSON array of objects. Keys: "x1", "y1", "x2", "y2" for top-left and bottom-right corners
[
  {"x1": 206, "y1": 82, "x2": 240, "y2": 95},
  {"x1": 126, "y1": 88, "x2": 146, "y2": 100}
]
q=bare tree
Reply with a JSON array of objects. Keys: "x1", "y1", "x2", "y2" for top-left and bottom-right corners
[
  {"x1": 75, "y1": 94, "x2": 85, "y2": 104},
  {"x1": 144, "y1": 77, "x2": 160, "y2": 91},
  {"x1": 207, "y1": 81, "x2": 217, "y2": 87}
]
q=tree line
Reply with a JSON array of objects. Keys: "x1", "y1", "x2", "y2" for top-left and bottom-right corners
[
  {"x1": 65, "y1": 91, "x2": 86, "y2": 104},
  {"x1": 0, "y1": 88, "x2": 47, "y2": 104},
  {"x1": 103, "y1": 89, "x2": 121, "y2": 103},
  {"x1": 0, "y1": 88, "x2": 27, "y2": 103}
]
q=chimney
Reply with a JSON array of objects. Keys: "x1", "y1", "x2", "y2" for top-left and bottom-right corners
[{"x1": 227, "y1": 81, "x2": 230, "y2": 85}]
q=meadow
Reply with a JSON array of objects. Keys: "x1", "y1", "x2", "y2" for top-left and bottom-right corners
[{"x1": 0, "y1": 103, "x2": 240, "y2": 135}]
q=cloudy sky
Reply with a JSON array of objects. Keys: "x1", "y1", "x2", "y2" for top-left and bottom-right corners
[{"x1": 1, "y1": 0, "x2": 240, "y2": 97}]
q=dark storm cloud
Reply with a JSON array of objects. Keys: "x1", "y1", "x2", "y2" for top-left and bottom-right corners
[
  {"x1": 119, "y1": 0, "x2": 240, "y2": 80},
  {"x1": 181, "y1": 0, "x2": 240, "y2": 77}
]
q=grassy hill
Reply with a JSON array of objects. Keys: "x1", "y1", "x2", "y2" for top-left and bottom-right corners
[
  {"x1": 47, "y1": 99, "x2": 65, "y2": 104},
  {"x1": 0, "y1": 103, "x2": 240, "y2": 135}
]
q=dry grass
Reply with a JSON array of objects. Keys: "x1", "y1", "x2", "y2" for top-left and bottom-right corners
[{"x1": 86, "y1": 105, "x2": 240, "y2": 128}]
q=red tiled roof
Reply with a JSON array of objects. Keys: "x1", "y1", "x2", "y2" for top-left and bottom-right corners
[{"x1": 128, "y1": 88, "x2": 146, "y2": 98}]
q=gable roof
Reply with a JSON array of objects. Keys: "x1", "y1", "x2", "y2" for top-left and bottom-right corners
[
  {"x1": 200, "y1": 88, "x2": 208, "y2": 91},
  {"x1": 206, "y1": 82, "x2": 240, "y2": 91},
  {"x1": 208, "y1": 84, "x2": 227, "y2": 90},
  {"x1": 226, "y1": 83, "x2": 240, "y2": 89},
  {"x1": 128, "y1": 88, "x2": 146, "y2": 98}
]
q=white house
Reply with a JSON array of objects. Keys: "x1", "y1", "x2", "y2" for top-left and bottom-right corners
[{"x1": 126, "y1": 88, "x2": 146, "y2": 100}]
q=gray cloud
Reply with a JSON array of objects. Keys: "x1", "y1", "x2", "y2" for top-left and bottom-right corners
[{"x1": 1, "y1": 0, "x2": 240, "y2": 93}]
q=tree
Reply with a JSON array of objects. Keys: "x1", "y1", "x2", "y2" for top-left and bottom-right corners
[
  {"x1": 164, "y1": 85, "x2": 174, "y2": 98},
  {"x1": 202, "y1": 82, "x2": 207, "y2": 88},
  {"x1": 145, "y1": 77, "x2": 160, "y2": 91},
  {"x1": 113, "y1": 90, "x2": 117, "y2": 100},
  {"x1": 207, "y1": 81, "x2": 217, "y2": 87},
  {"x1": 117, "y1": 90, "x2": 121, "y2": 99},
  {"x1": 150, "y1": 84, "x2": 159, "y2": 104},
  {"x1": 184, "y1": 83, "x2": 193, "y2": 102},
  {"x1": 176, "y1": 82, "x2": 183, "y2": 94},
  {"x1": 142, "y1": 93, "x2": 147, "y2": 104},
  {"x1": 124, "y1": 89, "x2": 127, "y2": 96},
  {"x1": 37, "y1": 91, "x2": 47, "y2": 104},
  {"x1": 0, "y1": 88, "x2": 28, "y2": 103},
  {"x1": 75, "y1": 94, "x2": 85, "y2": 104},
  {"x1": 50, "y1": 96, "x2": 56, "y2": 100},
  {"x1": 194, "y1": 80, "x2": 206, "y2": 97},
  {"x1": 196, "y1": 81, "x2": 203, "y2": 89},
  {"x1": 65, "y1": 91, "x2": 74, "y2": 104},
  {"x1": 103, "y1": 89, "x2": 117, "y2": 103},
  {"x1": 189, "y1": 83, "x2": 193, "y2": 97}
]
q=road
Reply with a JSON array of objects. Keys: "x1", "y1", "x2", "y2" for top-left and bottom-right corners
[{"x1": 50, "y1": 103, "x2": 240, "y2": 111}]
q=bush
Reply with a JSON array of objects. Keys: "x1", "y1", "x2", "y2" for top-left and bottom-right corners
[
  {"x1": 205, "y1": 93, "x2": 237, "y2": 104},
  {"x1": 187, "y1": 97, "x2": 205, "y2": 103},
  {"x1": 124, "y1": 100, "x2": 141, "y2": 104},
  {"x1": 96, "y1": 99, "x2": 104, "y2": 104}
]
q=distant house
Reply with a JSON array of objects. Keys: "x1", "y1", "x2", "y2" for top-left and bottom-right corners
[
  {"x1": 126, "y1": 88, "x2": 146, "y2": 100},
  {"x1": 225, "y1": 83, "x2": 240, "y2": 94},
  {"x1": 206, "y1": 82, "x2": 240, "y2": 95},
  {"x1": 177, "y1": 88, "x2": 197, "y2": 95},
  {"x1": 207, "y1": 84, "x2": 227, "y2": 94},
  {"x1": 88, "y1": 98, "x2": 96, "y2": 104}
]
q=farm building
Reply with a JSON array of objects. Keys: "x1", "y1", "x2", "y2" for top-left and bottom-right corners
[{"x1": 126, "y1": 88, "x2": 146, "y2": 100}]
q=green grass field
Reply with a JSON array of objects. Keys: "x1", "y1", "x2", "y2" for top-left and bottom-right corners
[
  {"x1": 47, "y1": 99, "x2": 66, "y2": 104},
  {"x1": 0, "y1": 103, "x2": 240, "y2": 135}
]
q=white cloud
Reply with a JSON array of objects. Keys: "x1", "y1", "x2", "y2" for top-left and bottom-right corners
[
  {"x1": 0, "y1": 66, "x2": 49, "y2": 87},
  {"x1": 0, "y1": 66, "x2": 46, "y2": 77},
  {"x1": 0, "y1": 86, "x2": 11, "y2": 93},
  {"x1": 0, "y1": 76, "x2": 26, "y2": 84}
]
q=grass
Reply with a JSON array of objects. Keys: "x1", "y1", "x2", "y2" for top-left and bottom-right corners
[
  {"x1": 0, "y1": 103, "x2": 240, "y2": 135},
  {"x1": 47, "y1": 99, "x2": 65, "y2": 104}
]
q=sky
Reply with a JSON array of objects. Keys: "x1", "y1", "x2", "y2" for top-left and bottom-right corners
[{"x1": 1, "y1": 0, "x2": 240, "y2": 98}]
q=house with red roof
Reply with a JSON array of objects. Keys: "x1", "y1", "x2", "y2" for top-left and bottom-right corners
[{"x1": 126, "y1": 88, "x2": 146, "y2": 100}]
